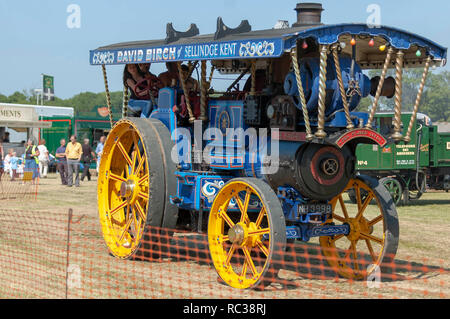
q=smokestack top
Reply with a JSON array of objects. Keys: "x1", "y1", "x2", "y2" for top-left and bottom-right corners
[{"x1": 293, "y1": 2, "x2": 324, "y2": 27}]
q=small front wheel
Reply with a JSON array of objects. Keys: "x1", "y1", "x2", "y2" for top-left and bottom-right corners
[{"x1": 208, "y1": 178, "x2": 286, "y2": 290}]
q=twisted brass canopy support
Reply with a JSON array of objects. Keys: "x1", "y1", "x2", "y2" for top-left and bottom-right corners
[
  {"x1": 177, "y1": 62, "x2": 196, "y2": 123},
  {"x1": 391, "y1": 50, "x2": 405, "y2": 141},
  {"x1": 404, "y1": 56, "x2": 432, "y2": 143},
  {"x1": 199, "y1": 60, "x2": 209, "y2": 121},
  {"x1": 101, "y1": 64, "x2": 114, "y2": 128},
  {"x1": 366, "y1": 47, "x2": 394, "y2": 129},
  {"x1": 291, "y1": 46, "x2": 314, "y2": 141},
  {"x1": 315, "y1": 45, "x2": 329, "y2": 139},
  {"x1": 332, "y1": 44, "x2": 354, "y2": 130}
]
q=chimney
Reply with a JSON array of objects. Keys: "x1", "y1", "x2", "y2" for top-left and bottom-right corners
[{"x1": 292, "y1": 2, "x2": 324, "y2": 27}]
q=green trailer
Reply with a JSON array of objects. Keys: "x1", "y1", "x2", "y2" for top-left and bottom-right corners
[
  {"x1": 39, "y1": 106, "x2": 120, "y2": 170},
  {"x1": 356, "y1": 113, "x2": 450, "y2": 205}
]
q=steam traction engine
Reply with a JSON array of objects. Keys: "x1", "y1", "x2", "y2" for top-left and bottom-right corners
[{"x1": 90, "y1": 3, "x2": 447, "y2": 289}]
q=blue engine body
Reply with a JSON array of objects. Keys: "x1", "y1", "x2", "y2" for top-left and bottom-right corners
[{"x1": 284, "y1": 56, "x2": 371, "y2": 116}]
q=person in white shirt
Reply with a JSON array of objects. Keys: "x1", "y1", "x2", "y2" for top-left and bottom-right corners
[
  {"x1": 3, "y1": 148, "x2": 13, "y2": 175},
  {"x1": 37, "y1": 139, "x2": 50, "y2": 178}
]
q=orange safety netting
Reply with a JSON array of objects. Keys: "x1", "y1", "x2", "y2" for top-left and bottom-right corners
[
  {"x1": 0, "y1": 209, "x2": 448, "y2": 299},
  {"x1": 0, "y1": 172, "x2": 39, "y2": 201}
]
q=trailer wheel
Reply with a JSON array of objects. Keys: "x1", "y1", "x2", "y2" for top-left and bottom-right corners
[
  {"x1": 208, "y1": 178, "x2": 286, "y2": 290},
  {"x1": 98, "y1": 118, "x2": 176, "y2": 259},
  {"x1": 319, "y1": 175, "x2": 399, "y2": 280},
  {"x1": 380, "y1": 177, "x2": 403, "y2": 206}
]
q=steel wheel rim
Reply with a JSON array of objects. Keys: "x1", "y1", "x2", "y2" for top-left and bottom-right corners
[
  {"x1": 98, "y1": 120, "x2": 150, "y2": 258},
  {"x1": 208, "y1": 181, "x2": 272, "y2": 289},
  {"x1": 320, "y1": 179, "x2": 387, "y2": 280}
]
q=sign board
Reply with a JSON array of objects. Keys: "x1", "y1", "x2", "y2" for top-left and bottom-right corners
[{"x1": 0, "y1": 105, "x2": 36, "y2": 122}]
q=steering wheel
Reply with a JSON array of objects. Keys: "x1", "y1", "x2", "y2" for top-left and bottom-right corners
[{"x1": 134, "y1": 78, "x2": 152, "y2": 98}]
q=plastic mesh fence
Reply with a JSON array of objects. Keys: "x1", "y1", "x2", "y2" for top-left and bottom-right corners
[{"x1": 0, "y1": 209, "x2": 448, "y2": 299}]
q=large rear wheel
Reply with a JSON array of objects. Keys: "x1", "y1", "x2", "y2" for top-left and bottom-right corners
[
  {"x1": 98, "y1": 118, "x2": 176, "y2": 259},
  {"x1": 319, "y1": 175, "x2": 399, "y2": 280}
]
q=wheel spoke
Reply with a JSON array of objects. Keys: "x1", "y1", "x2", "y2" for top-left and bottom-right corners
[
  {"x1": 331, "y1": 234, "x2": 345, "y2": 243},
  {"x1": 256, "y1": 239, "x2": 269, "y2": 257},
  {"x1": 356, "y1": 193, "x2": 373, "y2": 221},
  {"x1": 248, "y1": 228, "x2": 270, "y2": 236},
  {"x1": 360, "y1": 232, "x2": 383, "y2": 245},
  {"x1": 338, "y1": 195, "x2": 349, "y2": 219},
  {"x1": 369, "y1": 215, "x2": 383, "y2": 226},
  {"x1": 134, "y1": 201, "x2": 146, "y2": 221},
  {"x1": 225, "y1": 244, "x2": 237, "y2": 266},
  {"x1": 350, "y1": 241, "x2": 360, "y2": 271},
  {"x1": 118, "y1": 214, "x2": 133, "y2": 242},
  {"x1": 333, "y1": 214, "x2": 346, "y2": 223},
  {"x1": 255, "y1": 207, "x2": 266, "y2": 228},
  {"x1": 108, "y1": 171, "x2": 126, "y2": 183},
  {"x1": 242, "y1": 247, "x2": 258, "y2": 277},
  {"x1": 138, "y1": 174, "x2": 149, "y2": 185},
  {"x1": 237, "y1": 190, "x2": 251, "y2": 223},
  {"x1": 132, "y1": 132, "x2": 142, "y2": 171},
  {"x1": 138, "y1": 191, "x2": 149, "y2": 202},
  {"x1": 365, "y1": 239, "x2": 377, "y2": 262},
  {"x1": 220, "y1": 210, "x2": 235, "y2": 228},
  {"x1": 116, "y1": 141, "x2": 133, "y2": 167},
  {"x1": 240, "y1": 259, "x2": 248, "y2": 279},
  {"x1": 109, "y1": 201, "x2": 127, "y2": 216},
  {"x1": 135, "y1": 155, "x2": 146, "y2": 176}
]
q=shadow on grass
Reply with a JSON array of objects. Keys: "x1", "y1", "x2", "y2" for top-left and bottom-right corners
[{"x1": 128, "y1": 232, "x2": 450, "y2": 290}]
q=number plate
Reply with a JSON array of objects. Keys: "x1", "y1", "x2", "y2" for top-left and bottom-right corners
[{"x1": 297, "y1": 203, "x2": 332, "y2": 216}]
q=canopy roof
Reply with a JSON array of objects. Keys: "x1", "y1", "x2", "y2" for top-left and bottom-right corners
[{"x1": 90, "y1": 22, "x2": 447, "y2": 69}]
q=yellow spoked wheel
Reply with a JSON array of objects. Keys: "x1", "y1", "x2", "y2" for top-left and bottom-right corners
[
  {"x1": 208, "y1": 178, "x2": 286, "y2": 290},
  {"x1": 98, "y1": 118, "x2": 177, "y2": 259},
  {"x1": 319, "y1": 175, "x2": 399, "y2": 280}
]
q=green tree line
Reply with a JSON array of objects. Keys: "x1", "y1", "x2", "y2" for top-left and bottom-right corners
[{"x1": 357, "y1": 70, "x2": 450, "y2": 122}]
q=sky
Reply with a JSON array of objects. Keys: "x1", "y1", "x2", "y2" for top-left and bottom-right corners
[{"x1": 0, "y1": 0, "x2": 449, "y2": 100}]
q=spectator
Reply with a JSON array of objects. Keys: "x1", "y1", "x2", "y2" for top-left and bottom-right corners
[
  {"x1": 9, "y1": 152, "x2": 18, "y2": 181},
  {"x1": 3, "y1": 148, "x2": 13, "y2": 177},
  {"x1": 81, "y1": 138, "x2": 96, "y2": 182},
  {"x1": 2, "y1": 132, "x2": 10, "y2": 143},
  {"x1": 37, "y1": 139, "x2": 50, "y2": 179},
  {"x1": 55, "y1": 138, "x2": 68, "y2": 185},
  {"x1": 65, "y1": 135, "x2": 83, "y2": 187},
  {"x1": 0, "y1": 141, "x2": 3, "y2": 181},
  {"x1": 24, "y1": 139, "x2": 40, "y2": 183},
  {"x1": 96, "y1": 136, "x2": 106, "y2": 174}
]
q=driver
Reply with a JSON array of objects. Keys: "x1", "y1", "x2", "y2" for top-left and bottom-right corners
[
  {"x1": 137, "y1": 63, "x2": 164, "y2": 99},
  {"x1": 123, "y1": 64, "x2": 149, "y2": 100}
]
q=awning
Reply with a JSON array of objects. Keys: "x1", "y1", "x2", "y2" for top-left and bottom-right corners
[{"x1": 0, "y1": 120, "x2": 53, "y2": 129}]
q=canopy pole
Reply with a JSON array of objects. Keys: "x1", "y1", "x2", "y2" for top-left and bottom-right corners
[
  {"x1": 391, "y1": 50, "x2": 404, "y2": 141},
  {"x1": 291, "y1": 46, "x2": 313, "y2": 141},
  {"x1": 366, "y1": 47, "x2": 394, "y2": 129},
  {"x1": 101, "y1": 64, "x2": 114, "y2": 128},
  {"x1": 177, "y1": 62, "x2": 196, "y2": 123},
  {"x1": 199, "y1": 60, "x2": 208, "y2": 121},
  {"x1": 332, "y1": 43, "x2": 354, "y2": 130},
  {"x1": 122, "y1": 84, "x2": 129, "y2": 119},
  {"x1": 209, "y1": 65, "x2": 215, "y2": 83},
  {"x1": 404, "y1": 55, "x2": 432, "y2": 143},
  {"x1": 315, "y1": 45, "x2": 329, "y2": 139},
  {"x1": 250, "y1": 60, "x2": 257, "y2": 96}
]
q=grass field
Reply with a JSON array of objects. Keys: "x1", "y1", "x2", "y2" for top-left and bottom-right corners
[{"x1": 0, "y1": 173, "x2": 449, "y2": 299}]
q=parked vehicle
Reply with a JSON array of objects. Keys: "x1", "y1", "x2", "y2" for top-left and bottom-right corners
[{"x1": 355, "y1": 113, "x2": 450, "y2": 205}]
